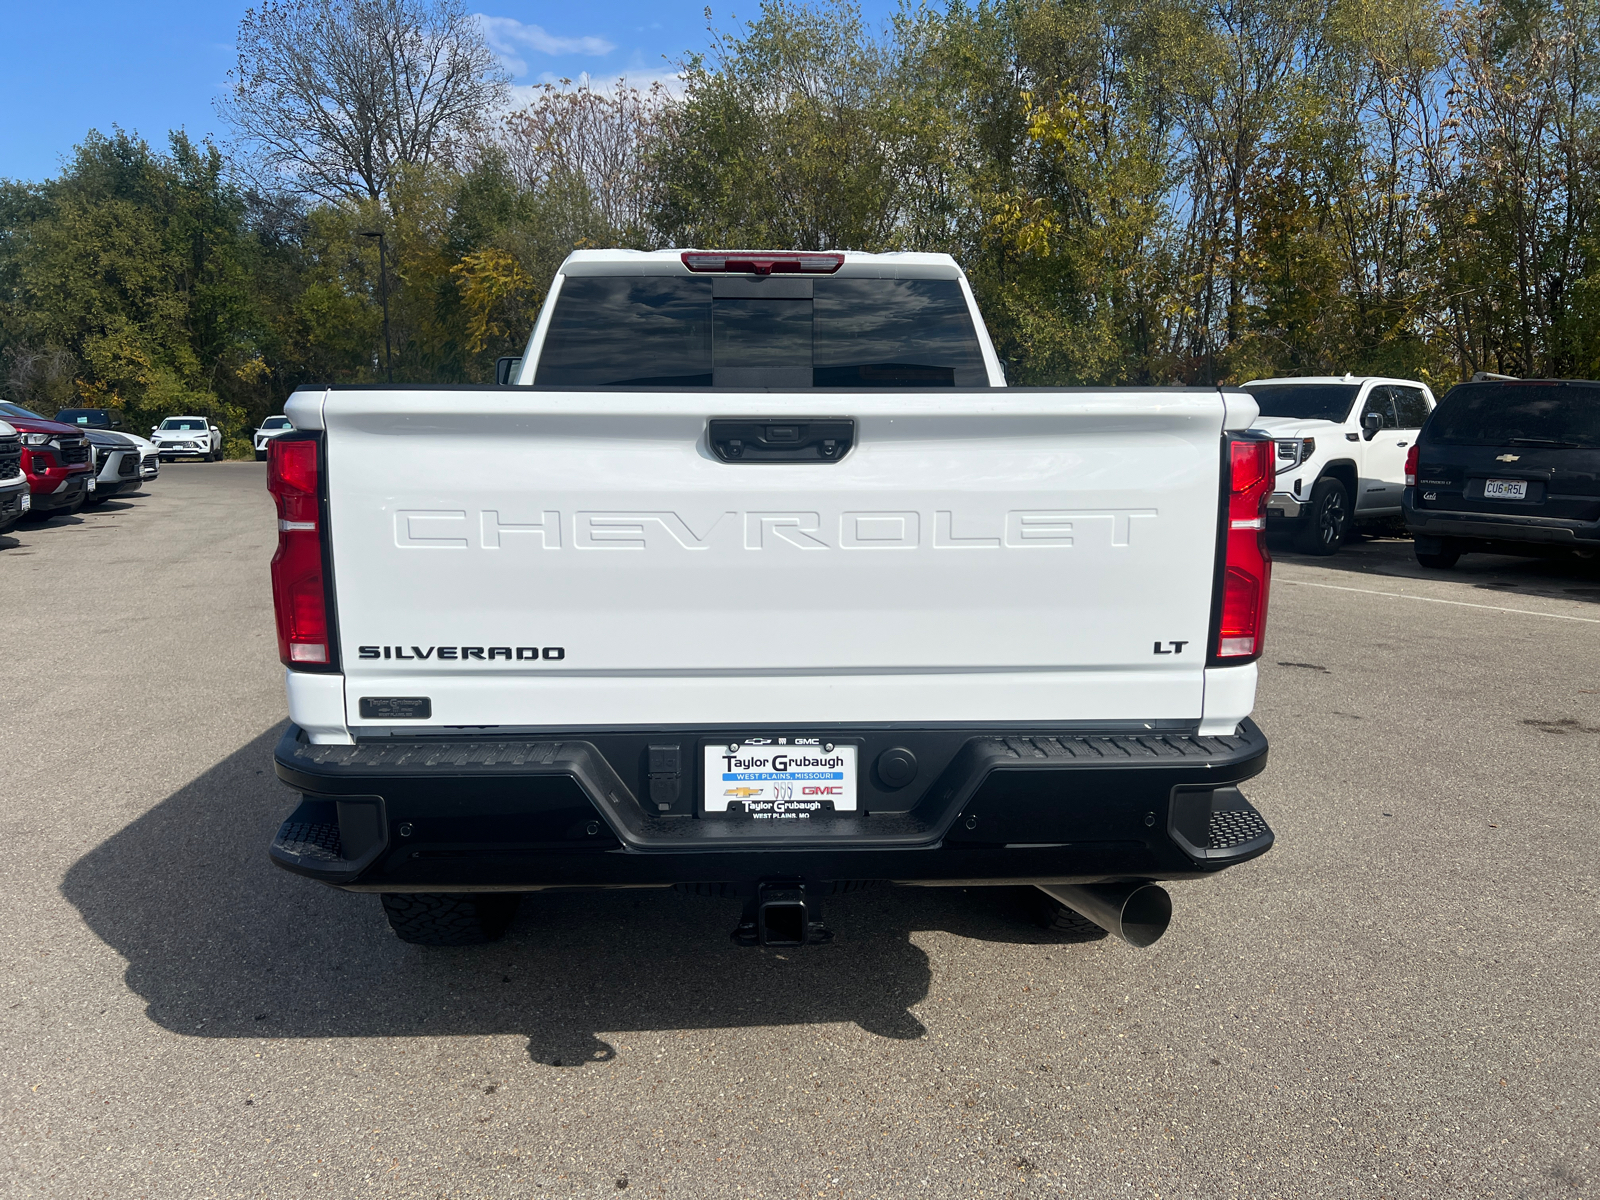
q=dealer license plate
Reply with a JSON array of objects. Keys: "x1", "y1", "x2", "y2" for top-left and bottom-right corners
[
  {"x1": 1484, "y1": 478, "x2": 1528, "y2": 499},
  {"x1": 703, "y1": 740, "x2": 857, "y2": 816}
]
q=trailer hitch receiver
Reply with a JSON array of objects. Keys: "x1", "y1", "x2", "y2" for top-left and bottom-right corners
[{"x1": 732, "y1": 882, "x2": 833, "y2": 947}]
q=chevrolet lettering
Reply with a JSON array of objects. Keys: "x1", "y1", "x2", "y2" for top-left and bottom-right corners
[{"x1": 266, "y1": 247, "x2": 1275, "y2": 952}]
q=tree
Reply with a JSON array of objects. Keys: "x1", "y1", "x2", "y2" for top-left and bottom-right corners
[
  {"x1": 498, "y1": 80, "x2": 670, "y2": 241},
  {"x1": 651, "y1": 0, "x2": 914, "y2": 251},
  {"x1": 220, "y1": 0, "x2": 507, "y2": 206}
]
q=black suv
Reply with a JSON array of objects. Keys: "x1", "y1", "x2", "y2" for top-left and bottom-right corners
[{"x1": 1404, "y1": 379, "x2": 1600, "y2": 568}]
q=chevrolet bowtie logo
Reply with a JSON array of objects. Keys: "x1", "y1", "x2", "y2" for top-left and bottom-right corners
[
  {"x1": 724, "y1": 786, "x2": 763, "y2": 799},
  {"x1": 1495, "y1": 454, "x2": 1520, "y2": 462}
]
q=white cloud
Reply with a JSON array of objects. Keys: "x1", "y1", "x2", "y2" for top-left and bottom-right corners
[{"x1": 476, "y1": 14, "x2": 615, "y2": 75}]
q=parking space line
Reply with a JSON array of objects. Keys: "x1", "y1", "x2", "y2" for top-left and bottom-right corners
[{"x1": 1277, "y1": 578, "x2": 1600, "y2": 624}]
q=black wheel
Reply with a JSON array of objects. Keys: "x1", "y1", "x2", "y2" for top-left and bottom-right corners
[
  {"x1": 255, "y1": 449, "x2": 267, "y2": 461},
  {"x1": 380, "y1": 892, "x2": 520, "y2": 945},
  {"x1": 1292, "y1": 478, "x2": 1350, "y2": 555},
  {"x1": 1032, "y1": 890, "x2": 1109, "y2": 941},
  {"x1": 1414, "y1": 541, "x2": 1461, "y2": 569}
]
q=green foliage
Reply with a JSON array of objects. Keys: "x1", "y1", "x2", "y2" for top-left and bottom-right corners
[
  {"x1": 4, "y1": 0, "x2": 1600, "y2": 410},
  {"x1": 652, "y1": 1, "x2": 914, "y2": 250}
]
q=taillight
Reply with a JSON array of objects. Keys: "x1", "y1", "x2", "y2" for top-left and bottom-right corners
[
  {"x1": 1214, "y1": 437, "x2": 1273, "y2": 662},
  {"x1": 267, "y1": 436, "x2": 334, "y2": 669},
  {"x1": 681, "y1": 250, "x2": 845, "y2": 275},
  {"x1": 1404, "y1": 444, "x2": 1419, "y2": 487}
]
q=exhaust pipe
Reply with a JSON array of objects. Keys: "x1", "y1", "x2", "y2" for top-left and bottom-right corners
[{"x1": 1037, "y1": 882, "x2": 1172, "y2": 948}]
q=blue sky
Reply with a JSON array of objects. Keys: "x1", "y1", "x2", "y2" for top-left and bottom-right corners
[{"x1": 0, "y1": 1, "x2": 903, "y2": 183}]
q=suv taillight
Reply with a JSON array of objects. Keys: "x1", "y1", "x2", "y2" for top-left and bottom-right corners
[
  {"x1": 268, "y1": 436, "x2": 334, "y2": 669},
  {"x1": 1214, "y1": 437, "x2": 1273, "y2": 662},
  {"x1": 1404, "y1": 444, "x2": 1419, "y2": 487}
]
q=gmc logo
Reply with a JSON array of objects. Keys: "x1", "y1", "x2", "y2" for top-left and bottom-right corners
[{"x1": 394, "y1": 508, "x2": 1158, "y2": 551}]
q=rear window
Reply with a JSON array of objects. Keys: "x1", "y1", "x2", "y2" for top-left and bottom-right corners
[
  {"x1": 533, "y1": 276, "x2": 989, "y2": 388},
  {"x1": 1427, "y1": 382, "x2": 1600, "y2": 447},
  {"x1": 1243, "y1": 384, "x2": 1359, "y2": 424}
]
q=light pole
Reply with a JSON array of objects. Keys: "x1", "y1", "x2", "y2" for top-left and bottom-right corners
[{"x1": 360, "y1": 230, "x2": 393, "y2": 385}]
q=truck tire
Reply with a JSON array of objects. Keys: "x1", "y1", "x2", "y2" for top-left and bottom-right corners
[
  {"x1": 1414, "y1": 539, "x2": 1461, "y2": 569},
  {"x1": 1032, "y1": 891, "x2": 1108, "y2": 941},
  {"x1": 1292, "y1": 478, "x2": 1350, "y2": 555},
  {"x1": 380, "y1": 892, "x2": 520, "y2": 945}
]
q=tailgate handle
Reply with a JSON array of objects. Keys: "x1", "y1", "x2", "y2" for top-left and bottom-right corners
[{"x1": 709, "y1": 418, "x2": 855, "y2": 463}]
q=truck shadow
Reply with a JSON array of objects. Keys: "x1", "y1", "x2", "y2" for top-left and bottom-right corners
[{"x1": 62, "y1": 726, "x2": 1074, "y2": 1066}]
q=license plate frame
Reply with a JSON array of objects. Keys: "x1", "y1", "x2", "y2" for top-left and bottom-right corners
[
  {"x1": 702, "y1": 738, "x2": 859, "y2": 817},
  {"x1": 1483, "y1": 478, "x2": 1528, "y2": 500}
]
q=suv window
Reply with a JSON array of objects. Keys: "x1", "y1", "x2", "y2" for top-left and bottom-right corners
[
  {"x1": 1392, "y1": 387, "x2": 1431, "y2": 428},
  {"x1": 1427, "y1": 381, "x2": 1600, "y2": 447},
  {"x1": 160, "y1": 418, "x2": 208, "y2": 431},
  {"x1": 1243, "y1": 384, "x2": 1359, "y2": 423},
  {"x1": 1360, "y1": 388, "x2": 1400, "y2": 429},
  {"x1": 534, "y1": 276, "x2": 988, "y2": 388}
]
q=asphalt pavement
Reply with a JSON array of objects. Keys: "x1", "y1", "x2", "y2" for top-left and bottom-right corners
[{"x1": 2, "y1": 464, "x2": 1596, "y2": 1199}]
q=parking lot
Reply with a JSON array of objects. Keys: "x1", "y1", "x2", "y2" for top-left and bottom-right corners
[{"x1": 3, "y1": 463, "x2": 1597, "y2": 1199}]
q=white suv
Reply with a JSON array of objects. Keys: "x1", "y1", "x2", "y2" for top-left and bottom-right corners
[
  {"x1": 253, "y1": 415, "x2": 294, "y2": 460},
  {"x1": 1242, "y1": 375, "x2": 1435, "y2": 555},
  {"x1": 152, "y1": 416, "x2": 224, "y2": 462}
]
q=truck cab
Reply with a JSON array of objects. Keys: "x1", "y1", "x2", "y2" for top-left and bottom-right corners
[{"x1": 1242, "y1": 375, "x2": 1434, "y2": 554}]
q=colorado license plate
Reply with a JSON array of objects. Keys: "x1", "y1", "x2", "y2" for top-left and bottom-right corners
[
  {"x1": 1484, "y1": 478, "x2": 1527, "y2": 499},
  {"x1": 703, "y1": 740, "x2": 857, "y2": 816}
]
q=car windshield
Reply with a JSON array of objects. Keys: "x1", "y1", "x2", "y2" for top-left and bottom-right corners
[
  {"x1": 56, "y1": 409, "x2": 110, "y2": 427},
  {"x1": 1243, "y1": 383, "x2": 1360, "y2": 424},
  {"x1": 0, "y1": 401, "x2": 44, "y2": 421},
  {"x1": 160, "y1": 418, "x2": 208, "y2": 431},
  {"x1": 262, "y1": 417, "x2": 292, "y2": 430},
  {"x1": 534, "y1": 275, "x2": 989, "y2": 388},
  {"x1": 1427, "y1": 381, "x2": 1600, "y2": 447}
]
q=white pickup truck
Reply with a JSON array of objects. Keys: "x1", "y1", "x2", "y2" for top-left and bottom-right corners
[
  {"x1": 266, "y1": 249, "x2": 1276, "y2": 949},
  {"x1": 1242, "y1": 375, "x2": 1436, "y2": 554}
]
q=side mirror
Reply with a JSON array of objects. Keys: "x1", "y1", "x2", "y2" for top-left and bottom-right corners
[
  {"x1": 495, "y1": 356, "x2": 523, "y2": 387},
  {"x1": 1362, "y1": 412, "x2": 1383, "y2": 440}
]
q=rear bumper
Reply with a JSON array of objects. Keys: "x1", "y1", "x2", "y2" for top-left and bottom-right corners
[
  {"x1": 1403, "y1": 493, "x2": 1600, "y2": 545},
  {"x1": 269, "y1": 720, "x2": 1274, "y2": 892}
]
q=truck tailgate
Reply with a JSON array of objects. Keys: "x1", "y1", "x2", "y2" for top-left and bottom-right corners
[{"x1": 298, "y1": 388, "x2": 1232, "y2": 730}]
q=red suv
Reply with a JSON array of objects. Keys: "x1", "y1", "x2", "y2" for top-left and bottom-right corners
[{"x1": 0, "y1": 402, "x2": 95, "y2": 516}]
